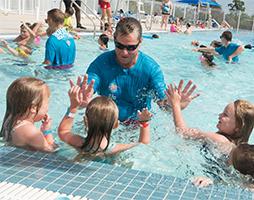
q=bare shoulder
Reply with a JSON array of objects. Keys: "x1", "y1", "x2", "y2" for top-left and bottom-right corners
[
  {"x1": 204, "y1": 131, "x2": 230, "y2": 144},
  {"x1": 13, "y1": 123, "x2": 40, "y2": 140}
]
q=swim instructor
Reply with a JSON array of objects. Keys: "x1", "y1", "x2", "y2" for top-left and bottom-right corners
[
  {"x1": 86, "y1": 17, "x2": 198, "y2": 121},
  {"x1": 43, "y1": 8, "x2": 76, "y2": 69}
]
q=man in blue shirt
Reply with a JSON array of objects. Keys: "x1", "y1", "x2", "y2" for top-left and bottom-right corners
[
  {"x1": 43, "y1": 8, "x2": 76, "y2": 69},
  {"x1": 194, "y1": 31, "x2": 244, "y2": 63},
  {"x1": 215, "y1": 31, "x2": 244, "y2": 63},
  {"x1": 86, "y1": 17, "x2": 198, "y2": 122}
]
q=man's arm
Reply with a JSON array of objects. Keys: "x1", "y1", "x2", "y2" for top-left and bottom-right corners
[{"x1": 228, "y1": 45, "x2": 244, "y2": 62}]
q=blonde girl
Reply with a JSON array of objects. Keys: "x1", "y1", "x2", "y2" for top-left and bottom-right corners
[
  {"x1": 165, "y1": 82, "x2": 254, "y2": 154},
  {"x1": 0, "y1": 77, "x2": 56, "y2": 152},
  {"x1": 58, "y1": 75, "x2": 152, "y2": 156}
]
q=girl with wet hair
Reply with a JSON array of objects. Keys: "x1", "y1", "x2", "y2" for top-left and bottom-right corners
[
  {"x1": 0, "y1": 77, "x2": 56, "y2": 152},
  {"x1": 166, "y1": 83, "x2": 254, "y2": 154},
  {"x1": 58, "y1": 76, "x2": 152, "y2": 156}
]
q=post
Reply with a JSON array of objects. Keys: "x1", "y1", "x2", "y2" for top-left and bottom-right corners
[
  {"x1": 18, "y1": 0, "x2": 21, "y2": 15},
  {"x1": 172, "y1": 3, "x2": 175, "y2": 17},
  {"x1": 183, "y1": 5, "x2": 186, "y2": 19},
  {"x1": 252, "y1": 17, "x2": 254, "y2": 32},
  {"x1": 36, "y1": 0, "x2": 40, "y2": 20},
  {"x1": 22, "y1": 0, "x2": 25, "y2": 14},
  {"x1": 127, "y1": 0, "x2": 130, "y2": 13},
  {"x1": 237, "y1": 10, "x2": 241, "y2": 33}
]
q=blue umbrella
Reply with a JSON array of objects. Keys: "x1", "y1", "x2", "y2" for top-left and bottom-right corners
[{"x1": 176, "y1": 0, "x2": 221, "y2": 8}]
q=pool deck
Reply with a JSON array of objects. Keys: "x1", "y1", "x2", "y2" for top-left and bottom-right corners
[
  {"x1": 0, "y1": 12, "x2": 221, "y2": 38},
  {"x1": 0, "y1": 146, "x2": 252, "y2": 200}
]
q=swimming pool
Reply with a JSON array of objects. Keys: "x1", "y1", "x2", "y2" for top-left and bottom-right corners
[{"x1": 0, "y1": 31, "x2": 253, "y2": 186}]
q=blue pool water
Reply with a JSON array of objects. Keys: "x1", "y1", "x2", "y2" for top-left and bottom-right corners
[{"x1": 0, "y1": 31, "x2": 253, "y2": 185}]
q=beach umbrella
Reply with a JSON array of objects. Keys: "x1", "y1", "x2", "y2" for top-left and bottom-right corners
[{"x1": 176, "y1": 0, "x2": 221, "y2": 8}]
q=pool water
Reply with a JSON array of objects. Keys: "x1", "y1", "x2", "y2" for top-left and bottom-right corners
[{"x1": 0, "y1": 31, "x2": 253, "y2": 185}]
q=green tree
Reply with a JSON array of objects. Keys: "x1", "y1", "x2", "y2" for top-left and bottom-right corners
[{"x1": 228, "y1": 0, "x2": 245, "y2": 12}]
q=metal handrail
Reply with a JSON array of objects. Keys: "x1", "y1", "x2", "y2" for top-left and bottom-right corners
[
  {"x1": 71, "y1": 0, "x2": 96, "y2": 37},
  {"x1": 60, "y1": 0, "x2": 104, "y2": 37}
]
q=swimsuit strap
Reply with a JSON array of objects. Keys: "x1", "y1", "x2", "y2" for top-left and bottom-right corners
[{"x1": 12, "y1": 120, "x2": 33, "y2": 132}]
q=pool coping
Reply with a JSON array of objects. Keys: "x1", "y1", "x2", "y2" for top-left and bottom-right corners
[{"x1": 0, "y1": 146, "x2": 252, "y2": 200}]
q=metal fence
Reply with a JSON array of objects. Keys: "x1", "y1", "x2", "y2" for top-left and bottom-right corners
[{"x1": 0, "y1": 0, "x2": 253, "y2": 32}]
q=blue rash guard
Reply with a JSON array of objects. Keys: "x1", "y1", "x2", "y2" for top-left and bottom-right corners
[
  {"x1": 87, "y1": 50, "x2": 166, "y2": 121},
  {"x1": 45, "y1": 28, "x2": 76, "y2": 67},
  {"x1": 215, "y1": 43, "x2": 240, "y2": 62}
]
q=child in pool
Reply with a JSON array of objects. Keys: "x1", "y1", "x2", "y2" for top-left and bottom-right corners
[
  {"x1": 0, "y1": 77, "x2": 57, "y2": 152},
  {"x1": 1, "y1": 40, "x2": 32, "y2": 58},
  {"x1": 58, "y1": 75, "x2": 152, "y2": 156},
  {"x1": 199, "y1": 52, "x2": 216, "y2": 67},
  {"x1": 13, "y1": 22, "x2": 44, "y2": 46},
  {"x1": 98, "y1": 34, "x2": 109, "y2": 50},
  {"x1": 193, "y1": 143, "x2": 254, "y2": 188},
  {"x1": 165, "y1": 82, "x2": 254, "y2": 154},
  {"x1": 64, "y1": 7, "x2": 80, "y2": 40}
]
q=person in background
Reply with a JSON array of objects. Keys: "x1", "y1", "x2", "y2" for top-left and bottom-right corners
[
  {"x1": 0, "y1": 77, "x2": 57, "y2": 152},
  {"x1": 161, "y1": 0, "x2": 173, "y2": 30},
  {"x1": 199, "y1": 52, "x2": 216, "y2": 67},
  {"x1": 98, "y1": 34, "x2": 109, "y2": 51},
  {"x1": 193, "y1": 31, "x2": 244, "y2": 63},
  {"x1": 1, "y1": 40, "x2": 32, "y2": 59},
  {"x1": 99, "y1": 0, "x2": 113, "y2": 31},
  {"x1": 43, "y1": 8, "x2": 76, "y2": 69},
  {"x1": 64, "y1": 7, "x2": 81, "y2": 40},
  {"x1": 184, "y1": 23, "x2": 192, "y2": 35},
  {"x1": 63, "y1": 0, "x2": 86, "y2": 29}
]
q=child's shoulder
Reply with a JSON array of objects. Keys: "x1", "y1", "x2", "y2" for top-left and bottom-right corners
[{"x1": 13, "y1": 121, "x2": 38, "y2": 138}]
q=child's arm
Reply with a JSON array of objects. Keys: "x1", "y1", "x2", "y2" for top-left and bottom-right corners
[
  {"x1": 137, "y1": 108, "x2": 152, "y2": 144},
  {"x1": 165, "y1": 84, "x2": 230, "y2": 144},
  {"x1": 15, "y1": 124, "x2": 55, "y2": 152},
  {"x1": 21, "y1": 21, "x2": 36, "y2": 37},
  {"x1": 40, "y1": 114, "x2": 55, "y2": 146},
  {"x1": 58, "y1": 85, "x2": 85, "y2": 148},
  {"x1": 108, "y1": 109, "x2": 152, "y2": 155},
  {"x1": 1, "y1": 40, "x2": 19, "y2": 57},
  {"x1": 58, "y1": 76, "x2": 94, "y2": 148}
]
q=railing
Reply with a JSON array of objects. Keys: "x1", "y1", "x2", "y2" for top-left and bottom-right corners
[{"x1": 59, "y1": 0, "x2": 104, "y2": 37}]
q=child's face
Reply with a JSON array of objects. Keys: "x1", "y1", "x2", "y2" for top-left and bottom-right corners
[
  {"x1": 20, "y1": 28, "x2": 30, "y2": 39},
  {"x1": 217, "y1": 103, "x2": 237, "y2": 135},
  {"x1": 34, "y1": 86, "x2": 50, "y2": 122}
]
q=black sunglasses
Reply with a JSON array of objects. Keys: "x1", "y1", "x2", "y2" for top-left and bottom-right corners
[{"x1": 114, "y1": 40, "x2": 140, "y2": 51}]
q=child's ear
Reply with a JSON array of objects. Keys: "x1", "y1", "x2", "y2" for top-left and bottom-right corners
[
  {"x1": 113, "y1": 120, "x2": 119, "y2": 129},
  {"x1": 30, "y1": 105, "x2": 37, "y2": 114}
]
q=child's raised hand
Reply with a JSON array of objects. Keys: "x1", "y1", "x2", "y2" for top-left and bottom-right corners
[
  {"x1": 1, "y1": 40, "x2": 8, "y2": 48},
  {"x1": 68, "y1": 85, "x2": 82, "y2": 109},
  {"x1": 137, "y1": 108, "x2": 153, "y2": 122},
  {"x1": 41, "y1": 114, "x2": 52, "y2": 131},
  {"x1": 165, "y1": 83, "x2": 181, "y2": 106}
]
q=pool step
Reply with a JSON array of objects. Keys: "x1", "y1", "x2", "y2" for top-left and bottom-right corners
[{"x1": 0, "y1": 181, "x2": 87, "y2": 200}]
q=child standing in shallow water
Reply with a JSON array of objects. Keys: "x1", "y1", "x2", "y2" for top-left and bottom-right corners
[
  {"x1": 58, "y1": 75, "x2": 152, "y2": 156},
  {"x1": 0, "y1": 77, "x2": 56, "y2": 152}
]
